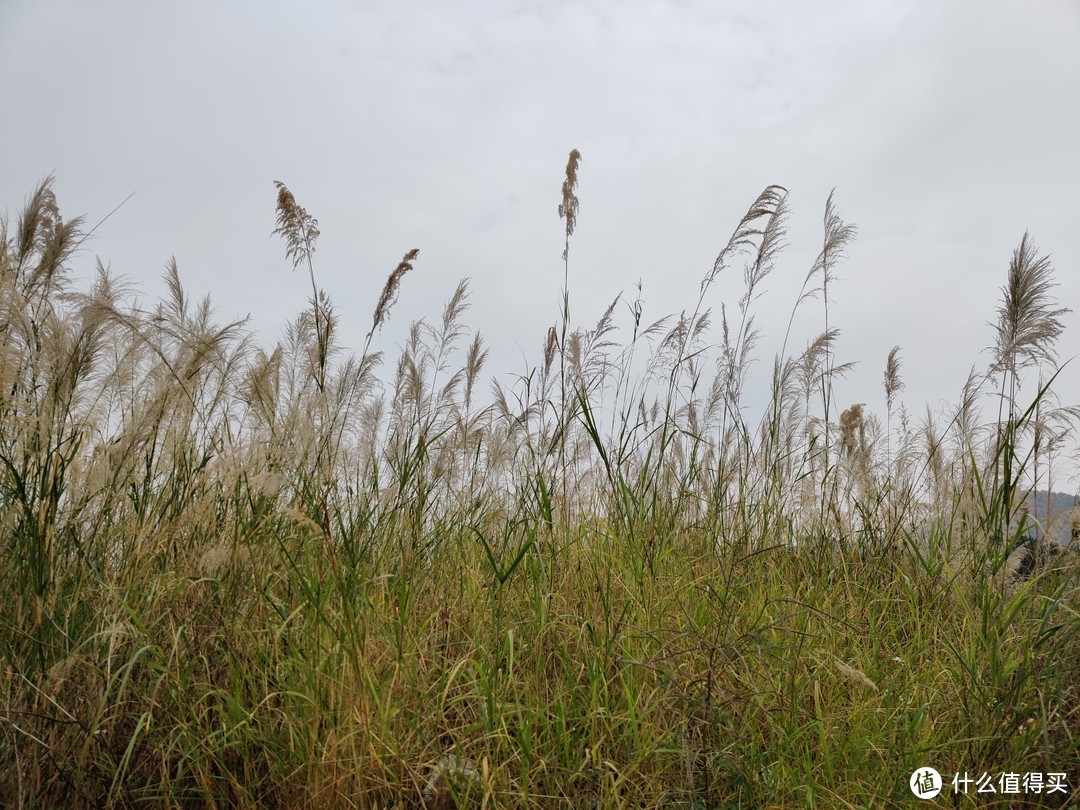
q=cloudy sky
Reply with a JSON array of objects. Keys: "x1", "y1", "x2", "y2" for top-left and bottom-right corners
[{"x1": 3, "y1": 1, "x2": 1079, "y2": 484}]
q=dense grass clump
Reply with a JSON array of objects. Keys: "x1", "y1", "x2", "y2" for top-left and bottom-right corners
[{"x1": 1, "y1": 166, "x2": 1078, "y2": 808}]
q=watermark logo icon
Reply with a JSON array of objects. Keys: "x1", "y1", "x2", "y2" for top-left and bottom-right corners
[{"x1": 910, "y1": 767, "x2": 943, "y2": 799}]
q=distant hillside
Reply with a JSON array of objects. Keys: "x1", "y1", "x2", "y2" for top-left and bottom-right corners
[{"x1": 1023, "y1": 490, "x2": 1078, "y2": 545}]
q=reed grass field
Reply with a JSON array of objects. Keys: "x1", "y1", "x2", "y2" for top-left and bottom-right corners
[{"x1": 1, "y1": 161, "x2": 1078, "y2": 808}]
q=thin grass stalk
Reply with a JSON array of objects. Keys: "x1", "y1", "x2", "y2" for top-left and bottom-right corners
[{"x1": 557, "y1": 149, "x2": 581, "y2": 534}]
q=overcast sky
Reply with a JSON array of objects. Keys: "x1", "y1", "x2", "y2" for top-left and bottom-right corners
[{"x1": 3, "y1": 1, "x2": 1079, "y2": 486}]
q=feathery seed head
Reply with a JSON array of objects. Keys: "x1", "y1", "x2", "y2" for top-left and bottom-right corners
[
  {"x1": 992, "y1": 232, "x2": 1069, "y2": 375},
  {"x1": 544, "y1": 326, "x2": 558, "y2": 372},
  {"x1": 272, "y1": 180, "x2": 320, "y2": 270},
  {"x1": 558, "y1": 149, "x2": 581, "y2": 258},
  {"x1": 884, "y1": 346, "x2": 904, "y2": 411},
  {"x1": 839, "y1": 403, "x2": 867, "y2": 457},
  {"x1": 834, "y1": 658, "x2": 878, "y2": 692},
  {"x1": 805, "y1": 189, "x2": 856, "y2": 300},
  {"x1": 704, "y1": 184, "x2": 787, "y2": 294},
  {"x1": 370, "y1": 248, "x2": 419, "y2": 337}
]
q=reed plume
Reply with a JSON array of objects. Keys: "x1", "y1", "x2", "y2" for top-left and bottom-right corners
[
  {"x1": 361, "y1": 248, "x2": 420, "y2": 369},
  {"x1": 371, "y1": 249, "x2": 419, "y2": 338},
  {"x1": 797, "y1": 190, "x2": 856, "y2": 466},
  {"x1": 273, "y1": 181, "x2": 328, "y2": 388},
  {"x1": 272, "y1": 181, "x2": 321, "y2": 270},
  {"x1": 883, "y1": 346, "x2": 904, "y2": 470},
  {"x1": 883, "y1": 347, "x2": 904, "y2": 413},
  {"x1": 558, "y1": 149, "x2": 581, "y2": 262},
  {"x1": 992, "y1": 232, "x2": 1069, "y2": 416}
]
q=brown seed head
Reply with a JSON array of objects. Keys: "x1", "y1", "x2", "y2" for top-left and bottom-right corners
[
  {"x1": 558, "y1": 149, "x2": 581, "y2": 257},
  {"x1": 370, "y1": 248, "x2": 419, "y2": 337},
  {"x1": 272, "y1": 180, "x2": 321, "y2": 270}
]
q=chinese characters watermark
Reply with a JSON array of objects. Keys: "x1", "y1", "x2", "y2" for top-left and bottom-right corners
[{"x1": 910, "y1": 767, "x2": 1069, "y2": 799}]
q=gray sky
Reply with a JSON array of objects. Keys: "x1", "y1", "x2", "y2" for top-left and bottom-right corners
[{"x1": 3, "y1": 1, "x2": 1079, "y2": 486}]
